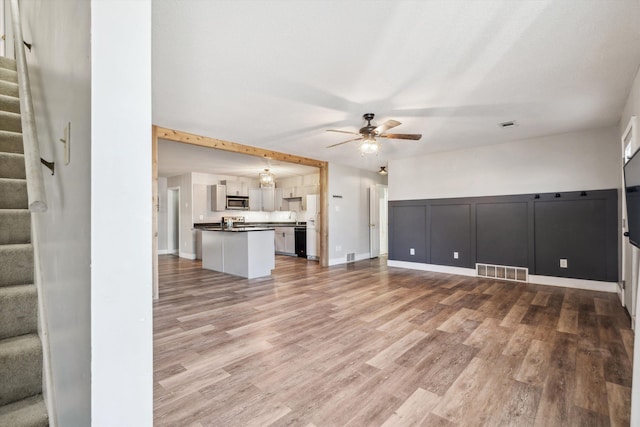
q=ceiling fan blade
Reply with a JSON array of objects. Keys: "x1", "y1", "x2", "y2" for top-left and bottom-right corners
[
  {"x1": 374, "y1": 120, "x2": 401, "y2": 135},
  {"x1": 326, "y1": 129, "x2": 360, "y2": 135},
  {"x1": 378, "y1": 133, "x2": 422, "y2": 140},
  {"x1": 326, "y1": 137, "x2": 363, "y2": 148}
]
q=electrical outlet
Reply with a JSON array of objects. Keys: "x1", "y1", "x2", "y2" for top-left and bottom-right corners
[
  {"x1": 336, "y1": 245, "x2": 342, "y2": 252},
  {"x1": 454, "y1": 252, "x2": 459, "y2": 259},
  {"x1": 560, "y1": 258, "x2": 568, "y2": 268},
  {"x1": 410, "y1": 248, "x2": 415, "y2": 255},
  {"x1": 199, "y1": 215, "x2": 204, "y2": 220}
]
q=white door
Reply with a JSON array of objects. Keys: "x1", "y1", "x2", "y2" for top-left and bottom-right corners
[
  {"x1": 168, "y1": 188, "x2": 180, "y2": 254},
  {"x1": 369, "y1": 185, "x2": 380, "y2": 258}
]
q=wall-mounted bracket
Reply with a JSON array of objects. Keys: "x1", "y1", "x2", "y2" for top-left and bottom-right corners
[
  {"x1": 23, "y1": 40, "x2": 31, "y2": 51},
  {"x1": 40, "y1": 158, "x2": 54, "y2": 175},
  {"x1": 60, "y1": 122, "x2": 70, "y2": 165}
]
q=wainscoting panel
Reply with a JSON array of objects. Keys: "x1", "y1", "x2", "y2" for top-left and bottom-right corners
[{"x1": 388, "y1": 189, "x2": 618, "y2": 284}]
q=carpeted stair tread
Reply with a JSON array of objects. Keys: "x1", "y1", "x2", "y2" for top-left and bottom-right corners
[
  {"x1": 0, "y1": 109, "x2": 21, "y2": 132},
  {"x1": 0, "y1": 93, "x2": 20, "y2": 114},
  {"x1": 0, "y1": 67, "x2": 18, "y2": 84},
  {"x1": 0, "y1": 178, "x2": 27, "y2": 209},
  {"x1": 0, "y1": 209, "x2": 30, "y2": 244},
  {"x1": 0, "y1": 130, "x2": 23, "y2": 154},
  {"x1": 0, "y1": 244, "x2": 33, "y2": 287},
  {"x1": 0, "y1": 152, "x2": 26, "y2": 179},
  {"x1": 0, "y1": 285, "x2": 37, "y2": 340},
  {"x1": 0, "y1": 334, "x2": 42, "y2": 407},
  {"x1": 0, "y1": 57, "x2": 16, "y2": 72},
  {"x1": 0, "y1": 80, "x2": 18, "y2": 98},
  {"x1": 0, "y1": 394, "x2": 48, "y2": 427}
]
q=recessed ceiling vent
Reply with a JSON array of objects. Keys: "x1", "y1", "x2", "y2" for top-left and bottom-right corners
[{"x1": 498, "y1": 120, "x2": 517, "y2": 128}]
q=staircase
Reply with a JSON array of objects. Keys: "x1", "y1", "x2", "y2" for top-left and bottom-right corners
[{"x1": 0, "y1": 56, "x2": 48, "y2": 426}]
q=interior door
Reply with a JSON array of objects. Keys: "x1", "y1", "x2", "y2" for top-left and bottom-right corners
[{"x1": 369, "y1": 185, "x2": 380, "y2": 258}]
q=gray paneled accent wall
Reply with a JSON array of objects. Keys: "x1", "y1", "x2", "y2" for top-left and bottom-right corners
[
  {"x1": 430, "y1": 204, "x2": 472, "y2": 268},
  {"x1": 389, "y1": 204, "x2": 427, "y2": 263},
  {"x1": 389, "y1": 189, "x2": 618, "y2": 282}
]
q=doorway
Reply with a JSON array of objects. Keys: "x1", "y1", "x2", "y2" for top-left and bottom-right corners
[
  {"x1": 369, "y1": 184, "x2": 388, "y2": 258},
  {"x1": 167, "y1": 187, "x2": 180, "y2": 255}
]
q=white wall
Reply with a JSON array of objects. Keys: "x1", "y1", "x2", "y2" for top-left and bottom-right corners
[
  {"x1": 389, "y1": 127, "x2": 620, "y2": 201},
  {"x1": 91, "y1": 1, "x2": 153, "y2": 426},
  {"x1": 328, "y1": 163, "x2": 387, "y2": 265},
  {"x1": 621, "y1": 65, "x2": 640, "y2": 427},
  {"x1": 19, "y1": 1, "x2": 91, "y2": 425}
]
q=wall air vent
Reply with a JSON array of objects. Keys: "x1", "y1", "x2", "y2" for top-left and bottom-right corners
[
  {"x1": 476, "y1": 263, "x2": 528, "y2": 283},
  {"x1": 346, "y1": 253, "x2": 356, "y2": 263},
  {"x1": 498, "y1": 120, "x2": 517, "y2": 128}
]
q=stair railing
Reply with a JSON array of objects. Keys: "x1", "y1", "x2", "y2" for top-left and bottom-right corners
[
  {"x1": 10, "y1": 0, "x2": 47, "y2": 212},
  {"x1": 8, "y1": 2, "x2": 57, "y2": 425}
]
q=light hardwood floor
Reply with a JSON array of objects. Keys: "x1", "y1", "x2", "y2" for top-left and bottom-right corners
[{"x1": 154, "y1": 255, "x2": 633, "y2": 426}]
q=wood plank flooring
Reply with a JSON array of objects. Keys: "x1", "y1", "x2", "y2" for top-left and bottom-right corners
[{"x1": 154, "y1": 255, "x2": 633, "y2": 426}]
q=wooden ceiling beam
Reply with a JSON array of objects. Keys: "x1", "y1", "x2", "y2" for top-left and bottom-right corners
[{"x1": 154, "y1": 126, "x2": 326, "y2": 169}]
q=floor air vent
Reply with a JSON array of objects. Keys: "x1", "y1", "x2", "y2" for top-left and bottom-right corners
[
  {"x1": 346, "y1": 253, "x2": 356, "y2": 262},
  {"x1": 476, "y1": 263, "x2": 528, "y2": 283}
]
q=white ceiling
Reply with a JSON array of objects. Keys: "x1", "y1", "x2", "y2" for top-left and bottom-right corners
[{"x1": 153, "y1": 0, "x2": 640, "y2": 176}]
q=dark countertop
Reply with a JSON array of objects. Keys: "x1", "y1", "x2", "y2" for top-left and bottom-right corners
[
  {"x1": 200, "y1": 226, "x2": 275, "y2": 232},
  {"x1": 194, "y1": 222, "x2": 305, "y2": 229}
]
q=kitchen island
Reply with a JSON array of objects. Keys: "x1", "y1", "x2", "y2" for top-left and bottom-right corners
[{"x1": 201, "y1": 227, "x2": 275, "y2": 279}]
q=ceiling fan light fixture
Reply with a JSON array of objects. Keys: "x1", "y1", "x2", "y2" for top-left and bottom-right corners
[
  {"x1": 378, "y1": 166, "x2": 388, "y2": 175},
  {"x1": 359, "y1": 136, "x2": 380, "y2": 155},
  {"x1": 259, "y1": 168, "x2": 275, "y2": 187}
]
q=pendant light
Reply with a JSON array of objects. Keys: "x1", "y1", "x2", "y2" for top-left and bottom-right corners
[{"x1": 259, "y1": 168, "x2": 275, "y2": 187}]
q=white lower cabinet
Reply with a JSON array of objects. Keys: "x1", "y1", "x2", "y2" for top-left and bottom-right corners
[{"x1": 274, "y1": 227, "x2": 295, "y2": 255}]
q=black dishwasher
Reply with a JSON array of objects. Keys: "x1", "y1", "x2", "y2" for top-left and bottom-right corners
[{"x1": 294, "y1": 227, "x2": 307, "y2": 258}]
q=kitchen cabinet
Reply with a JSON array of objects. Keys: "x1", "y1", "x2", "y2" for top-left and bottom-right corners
[
  {"x1": 221, "y1": 180, "x2": 248, "y2": 197},
  {"x1": 210, "y1": 184, "x2": 226, "y2": 211},
  {"x1": 281, "y1": 187, "x2": 298, "y2": 199},
  {"x1": 202, "y1": 229, "x2": 275, "y2": 279},
  {"x1": 262, "y1": 187, "x2": 275, "y2": 212},
  {"x1": 274, "y1": 226, "x2": 295, "y2": 255},
  {"x1": 248, "y1": 188, "x2": 262, "y2": 211},
  {"x1": 248, "y1": 187, "x2": 276, "y2": 212},
  {"x1": 274, "y1": 188, "x2": 283, "y2": 211}
]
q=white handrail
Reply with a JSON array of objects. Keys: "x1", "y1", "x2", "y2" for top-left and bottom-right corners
[{"x1": 10, "y1": 0, "x2": 47, "y2": 212}]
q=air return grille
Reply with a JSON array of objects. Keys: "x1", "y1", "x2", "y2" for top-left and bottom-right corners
[
  {"x1": 476, "y1": 263, "x2": 528, "y2": 283},
  {"x1": 346, "y1": 253, "x2": 356, "y2": 263}
]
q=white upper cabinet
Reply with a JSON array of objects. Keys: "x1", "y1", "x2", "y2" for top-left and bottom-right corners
[{"x1": 221, "y1": 179, "x2": 248, "y2": 197}]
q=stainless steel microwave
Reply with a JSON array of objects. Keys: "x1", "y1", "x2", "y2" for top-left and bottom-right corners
[{"x1": 226, "y1": 196, "x2": 249, "y2": 210}]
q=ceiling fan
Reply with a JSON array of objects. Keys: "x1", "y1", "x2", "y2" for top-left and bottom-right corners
[{"x1": 326, "y1": 113, "x2": 422, "y2": 154}]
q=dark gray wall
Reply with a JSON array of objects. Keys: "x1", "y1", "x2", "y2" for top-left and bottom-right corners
[{"x1": 389, "y1": 189, "x2": 618, "y2": 282}]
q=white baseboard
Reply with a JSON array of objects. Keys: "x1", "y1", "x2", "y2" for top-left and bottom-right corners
[
  {"x1": 179, "y1": 251, "x2": 196, "y2": 260},
  {"x1": 328, "y1": 252, "x2": 371, "y2": 266},
  {"x1": 528, "y1": 275, "x2": 617, "y2": 293},
  {"x1": 387, "y1": 260, "x2": 618, "y2": 293},
  {"x1": 158, "y1": 249, "x2": 172, "y2": 255},
  {"x1": 387, "y1": 260, "x2": 476, "y2": 277}
]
